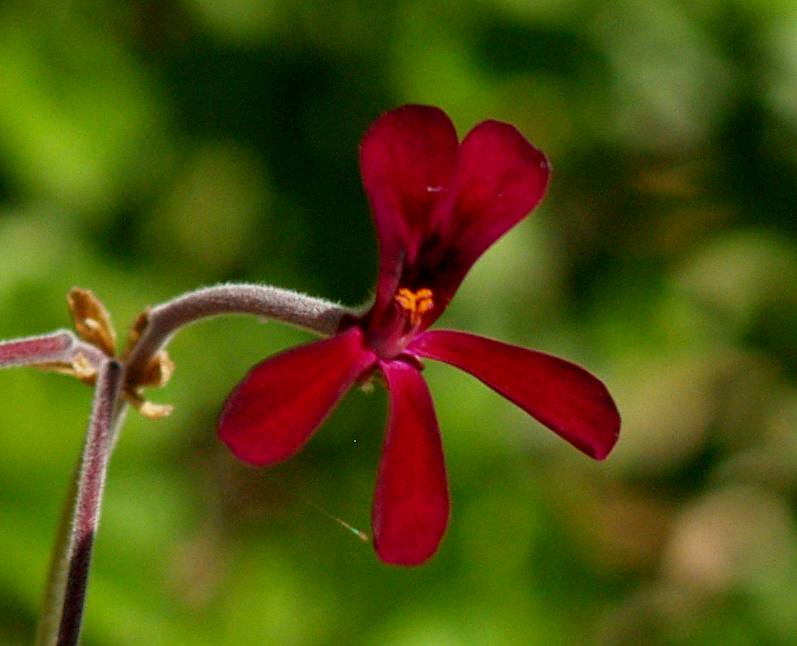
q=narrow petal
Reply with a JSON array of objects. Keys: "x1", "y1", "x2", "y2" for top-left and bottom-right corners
[
  {"x1": 359, "y1": 105, "x2": 459, "y2": 316},
  {"x1": 411, "y1": 330, "x2": 620, "y2": 460},
  {"x1": 402, "y1": 120, "x2": 551, "y2": 326},
  {"x1": 373, "y1": 360, "x2": 450, "y2": 565},
  {"x1": 219, "y1": 327, "x2": 376, "y2": 466}
]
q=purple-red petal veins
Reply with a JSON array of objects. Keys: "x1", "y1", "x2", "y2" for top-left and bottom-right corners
[
  {"x1": 218, "y1": 327, "x2": 376, "y2": 466},
  {"x1": 373, "y1": 360, "x2": 450, "y2": 565},
  {"x1": 452, "y1": 120, "x2": 550, "y2": 270},
  {"x1": 359, "y1": 105, "x2": 459, "y2": 315},
  {"x1": 410, "y1": 330, "x2": 620, "y2": 460}
]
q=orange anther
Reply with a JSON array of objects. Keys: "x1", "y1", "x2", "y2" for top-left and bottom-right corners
[{"x1": 394, "y1": 288, "x2": 434, "y2": 326}]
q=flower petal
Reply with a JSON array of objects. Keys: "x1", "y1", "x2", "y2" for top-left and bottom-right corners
[
  {"x1": 373, "y1": 359, "x2": 450, "y2": 565},
  {"x1": 218, "y1": 327, "x2": 376, "y2": 465},
  {"x1": 410, "y1": 330, "x2": 620, "y2": 460},
  {"x1": 454, "y1": 120, "x2": 550, "y2": 267},
  {"x1": 401, "y1": 120, "x2": 551, "y2": 326},
  {"x1": 359, "y1": 105, "x2": 459, "y2": 316}
]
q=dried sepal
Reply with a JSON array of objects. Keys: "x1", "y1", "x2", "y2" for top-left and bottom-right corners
[
  {"x1": 122, "y1": 349, "x2": 175, "y2": 418},
  {"x1": 124, "y1": 388, "x2": 174, "y2": 419},
  {"x1": 71, "y1": 352, "x2": 100, "y2": 386},
  {"x1": 124, "y1": 306, "x2": 151, "y2": 357},
  {"x1": 68, "y1": 288, "x2": 117, "y2": 356},
  {"x1": 141, "y1": 351, "x2": 175, "y2": 389},
  {"x1": 35, "y1": 352, "x2": 99, "y2": 386}
]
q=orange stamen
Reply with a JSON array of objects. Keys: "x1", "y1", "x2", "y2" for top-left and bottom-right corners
[{"x1": 394, "y1": 288, "x2": 434, "y2": 327}]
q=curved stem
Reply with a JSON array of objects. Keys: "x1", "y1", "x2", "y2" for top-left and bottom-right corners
[{"x1": 125, "y1": 283, "x2": 352, "y2": 384}]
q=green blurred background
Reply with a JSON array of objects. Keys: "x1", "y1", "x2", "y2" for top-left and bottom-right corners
[{"x1": 2, "y1": 0, "x2": 797, "y2": 644}]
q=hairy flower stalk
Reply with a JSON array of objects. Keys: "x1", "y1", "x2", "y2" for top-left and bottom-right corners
[
  {"x1": 124, "y1": 284, "x2": 349, "y2": 387},
  {"x1": 56, "y1": 359, "x2": 123, "y2": 646},
  {"x1": 0, "y1": 330, "x2": 107, "y2": 376},
  {"x1": 0, "y1": 331, "x2": 75, "y2": 366}
]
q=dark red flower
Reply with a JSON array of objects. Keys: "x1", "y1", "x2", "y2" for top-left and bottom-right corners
[{"x1": 219, "y1": 105, "x2": 620, "y2": 565}]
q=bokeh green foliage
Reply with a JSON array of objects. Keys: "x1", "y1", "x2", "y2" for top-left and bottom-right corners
[{"x1": 2, "y1": 0, "x2": 797, "y2": 644}]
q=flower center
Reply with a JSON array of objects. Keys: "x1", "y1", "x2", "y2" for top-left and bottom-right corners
[
  {"x1": 363, "y1": 287, "x2": 435, "y2": 360},
  {"x1": 394, "y1": 288, "x2": 434, "y2": 327}
]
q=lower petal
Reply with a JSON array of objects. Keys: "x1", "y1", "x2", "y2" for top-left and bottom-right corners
[
  {"x1": 218, "y1": 327, "x2": 376, "y2": 465},
  {"x1": 373, "y1": 360, "x2": 450, "y2": 565},
  {"x1": 410, "y1": 330, "x2": 620, "y2": 460}
]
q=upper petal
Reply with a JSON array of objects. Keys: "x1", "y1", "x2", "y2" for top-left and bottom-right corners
[
  {"x1": 218, "y1": 327, "x2": 376, "y2": 466},
  {"x1": 399, "y1": 120, "x2": 551, "y2": 325},
  {"x1": 373, "y1": 359, "x2": 450, "y2": 565},
  {"x1": 410, "y1": 330, "x2": 620, "y2": 460},
  {"x1": 453, "y1": 120, "x2": 550, "y2": 268},
  {"x1": 359, "y1": 105, "x2": 459, "y2": 316}
]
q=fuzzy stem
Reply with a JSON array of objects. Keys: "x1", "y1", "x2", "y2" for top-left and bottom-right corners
[
  {"x1": 125, "y1": 283, "x2": 351, "y2": 384},
  {"x1": 34, "y1": 456, "x2": 80, "y2": 646},
  {"x1": 0, "y1": 330, "x2": 105, "y2": 372},
  {"x1": 50, "y1": 359, "x2": 123, "y2": 646}
]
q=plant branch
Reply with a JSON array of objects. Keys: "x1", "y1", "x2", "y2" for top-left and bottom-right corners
[
  {"x1": 124, "y1": 283, "x2": 351, "y2": 385},
  {"x1": 0, "y1": 330, "x2": 106, "y2": 373},
  {"x1": 51, "y1": 359, "x2": 123, "y2": 646},
  {"x1": 33, "y1": 455, "x2": 80, "y2": 646}
]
